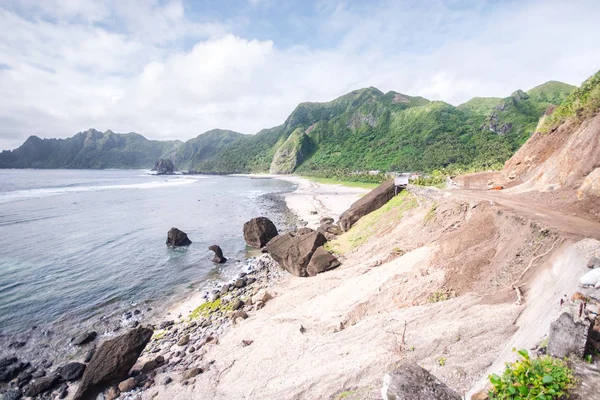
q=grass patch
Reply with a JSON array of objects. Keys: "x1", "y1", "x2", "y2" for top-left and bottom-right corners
[
  {"x1": 152, "y1": 330, "x2": 167, "y2": 340},
  {"x1": 336, "y1": 390, "x2": 359, "y2": 399},
  {"x1": 540, "y1": 70, "x2": 600, "y2": 133},
  {"x1": 328, "y1": 191, "x2": 418, "y2": 255},
  {"x1": 301, "y1": 175, "x2": 380, "y2": 189},
  {"x1": 488, "y1": 349, "x2": 576, "y2": 400},
  {"x1": 424, "y1": 202, "x2": 438, "y2": 223},
  {"x1": 189, "y1": 297, "x2": 234, "y2": 320},
  {"x1": 427, "y1": 288, "x2": 455, "y2": 303}
]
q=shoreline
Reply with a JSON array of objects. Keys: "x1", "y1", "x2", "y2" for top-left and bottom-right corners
[
  {"x1": 0, "y1": 174, "x2": 371, "y2": 400},
  {"x1": 151, "y1": 174, "x2": 367, "y2": 333},
  {"x1": 235, "y1": 173, "x2": 369, "y2": 229}
]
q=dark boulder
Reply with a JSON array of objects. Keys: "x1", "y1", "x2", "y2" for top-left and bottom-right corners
[
  {"x1": 243, "y1": 217, "x2": 278, "y2": 248},
  {"x1": 338, "y1": 179, "x2": 396, "y2": 232},
  {"x1": 84, "y1": 348, "x2": 95, "y2": 363},
  {"x1": 73, "y1": 326, "x2": 153, "y2": 400},
  {"x1": 152, "y1": 158, "x2": 175, "y2": 175},
  {"x1": 306, "y1": 247, "x2": 341, "y2": 277},
  {"x1": 57, "y1": 383, "x2": 68, "y2": 399},
  {"x1": 0, "y1": 362, "x2": 27, "y2": 383},
  {"x1": 265, "y1": 229, "x2": 327, "y2": 277},
  {"x1": 208, "y1": 245, "x2": 227, "y2": 263},
  {"x1": 58, "y1": 362, "x2": 86, "y2": 381},
  {"x1": 381, "y1": 364, "x2": 462, "y2": 400},
  {"x1": 0, "y1": 388, "x2": 22, "y2": 400},
  {"x1": 548, "y1": 312, "x2": 593, "y2": 358},
  {"x1": 22, "y1": 375, "x2": 59, "y2": 398},
  {"x1": 166, "y1": 227, "x2": 191, "y2": 247},
  {"x1": 72, "y1": 331, "x2": 97, "y2": 346},
  {"x1": 0, "y1": 357, "x2": 17, "y2": 369}
]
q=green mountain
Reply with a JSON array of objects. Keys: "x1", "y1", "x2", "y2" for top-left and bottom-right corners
[
  {"x1": 172, "y1": 129, "x2": 244, "y2": 170},
  {"x1": 193, "y1": 81, "x2": 575, "y2": 175},
  {"x1": 0, "y1": 129, "x2": 182, "y2": 169},
  {"x1": 0, "y1": 78, "x2": 579, "y2": 174},
  {"x1": 0, "y1": 128, "x2": 244, "y2": 170}
]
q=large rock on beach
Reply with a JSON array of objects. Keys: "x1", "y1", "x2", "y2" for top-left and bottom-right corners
[
  {"x1": 166, "y1": 227, "x2": 192, "y2": 247},
  {"x1": 381, "y1": 364, "x2": 462, "y2": 400},
  {"x1": 73, "y1": 326, "x2": 153, "y2": 400},
  {"x1": 243, "y1": 217, "x2": 278, "y2": 248},
  {"x1": 338, "y1": 179, "x2": 397, "y2": 232},
  {"x1": 306, "y1": 247, "x2": 341, "y2": 276},
  {"x1": 208, "y1": 245, "x2": 227, "y2": 263},
  {"x1": 266, "y1": 229, "x2": 327, "y2": 277}
]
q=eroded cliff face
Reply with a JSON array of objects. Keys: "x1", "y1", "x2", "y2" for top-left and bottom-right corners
[
  {"x1": 503, "y1": 113, "x2": 600, "y2": 192},
  {"x1": 269, "y1": 128, "x2": 311, "y2": 174}
]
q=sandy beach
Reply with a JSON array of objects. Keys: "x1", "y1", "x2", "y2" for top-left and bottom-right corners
[
  {"x1": 274, "y1": 175, "x2": 369, "y2": 228},
  {"x1": 233, "y1": 174, "x2": 369, "y2": 228}
]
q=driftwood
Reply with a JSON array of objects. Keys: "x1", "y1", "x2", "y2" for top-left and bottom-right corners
[{"x1": 512, "y1": 238, "x2": 562, "y2": 305}]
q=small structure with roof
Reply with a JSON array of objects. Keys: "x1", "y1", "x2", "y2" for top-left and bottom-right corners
[{"x1": 394, "y1": 172, "x2": 410, "y2": 195}]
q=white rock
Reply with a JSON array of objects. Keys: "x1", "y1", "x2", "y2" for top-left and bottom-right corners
[{"x1": 579, "y1": 268, "x2": 600, "y2": 286}]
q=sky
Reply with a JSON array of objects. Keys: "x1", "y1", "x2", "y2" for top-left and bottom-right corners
[{"x1": 1, "y1": 0, "x2": 600, "y2": 150}]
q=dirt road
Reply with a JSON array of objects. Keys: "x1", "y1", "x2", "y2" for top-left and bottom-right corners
[{"x1": 452, "y1": 189, "x2": 600, "y2": 239}]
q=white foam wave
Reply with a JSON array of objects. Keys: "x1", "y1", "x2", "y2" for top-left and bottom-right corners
[{"x1": 0, "y1": 178, "x2": 196, "y2": 204}]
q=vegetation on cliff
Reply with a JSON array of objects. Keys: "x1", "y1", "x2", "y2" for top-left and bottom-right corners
[
  {"x1": 0, "y1": 77, "x2": 580, "y2": 174},
  {"x1": 0, "y1": 129, "x2": 181, "y2": 169},
  {"x1": 540, "y1": 71, "x2": 600, "y2": 133},
  {"x1": 194, "y1": 81, "x2": 574, "y2": 176}
]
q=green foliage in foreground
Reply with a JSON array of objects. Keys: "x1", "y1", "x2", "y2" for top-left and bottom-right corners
[
  {"x1": 488, "y1": 349, "x2": 575, "y2": 400},
  {"x1": 540, "y1": 70, "x2": 600, "y2": 133}
]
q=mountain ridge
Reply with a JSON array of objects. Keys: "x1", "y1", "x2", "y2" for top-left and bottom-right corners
[{"x1": 0, "y1": 78, "x2": 583, "y2": 173}]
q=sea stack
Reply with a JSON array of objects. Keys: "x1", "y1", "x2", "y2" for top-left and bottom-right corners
[
  {"x1": 209, "y1": 245, "x2": 227, "y2": 263},
  {"x1": 153, "y1": 158, "x2": 175, "y2": 175},
  {"x1": 166, "y1": 228, "x2": 192, "y2": 247}
]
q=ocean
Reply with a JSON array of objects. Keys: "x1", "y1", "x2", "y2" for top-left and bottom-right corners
[{"x1": 0, "y1": 169, "x2": 294, "y2": 357}]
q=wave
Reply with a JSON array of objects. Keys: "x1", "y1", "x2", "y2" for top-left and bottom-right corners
[{"x1": 0, "y1": 177, "x2": 197, "y2": 204}]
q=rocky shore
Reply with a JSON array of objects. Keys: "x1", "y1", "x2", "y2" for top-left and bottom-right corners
[{"x1": 0, "y1": 176, "x2": 362, "y2": 400}]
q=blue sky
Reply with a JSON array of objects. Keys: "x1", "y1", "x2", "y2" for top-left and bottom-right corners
[{"x1": 1, "y1": 0, "x2": 600, "y2": 150}]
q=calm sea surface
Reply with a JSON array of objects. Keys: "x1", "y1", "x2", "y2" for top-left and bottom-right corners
[{"x1": 0, "y1": 170, "x2": 294, "y2": 341}]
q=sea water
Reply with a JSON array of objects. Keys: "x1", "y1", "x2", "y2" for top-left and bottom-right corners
[{"x1": 0, "y1": 169, "x2": 294, "y2": 354}]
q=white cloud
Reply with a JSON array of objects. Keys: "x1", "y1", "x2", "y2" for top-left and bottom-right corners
[{"x1": 0, "y1": 0, "x2": 600, "y2": 151}]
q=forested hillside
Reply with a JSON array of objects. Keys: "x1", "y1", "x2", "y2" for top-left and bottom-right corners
[
  {"x1": 192, "y1": 81, "x2": 576, "y2": 175},
  {"x1": 0, "y1": 129, "x2": 181, "y2": 169},
  {"x1": 0, "y1": 79, "x2": 578, "y2": 174}
]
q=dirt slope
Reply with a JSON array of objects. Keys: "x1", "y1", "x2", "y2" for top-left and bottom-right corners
[{"x1": 503, "y1": 112, "x2": 600, "y2": 193}]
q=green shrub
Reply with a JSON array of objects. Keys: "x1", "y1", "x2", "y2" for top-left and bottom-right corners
[
  {"x1": 488, "y1": 349, "x2": 576, "y2": 400},
  {"x1": 540, "y1": 70, "x2": 600, "y2": 133}
]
